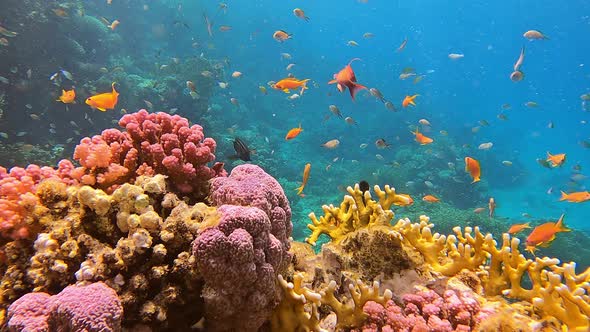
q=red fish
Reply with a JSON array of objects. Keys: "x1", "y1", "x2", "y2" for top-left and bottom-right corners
[{"x1": 328, "y1": 58, "x2": 367, "y2": 101}]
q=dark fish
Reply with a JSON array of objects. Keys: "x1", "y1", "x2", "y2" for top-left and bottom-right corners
[
  {"x1": 232, "y1": 138, "x2": 251, "y2": 161},
  {"x1": 359, "y1": 180, "x2": 369, "y2": 205},
  {"x1": 536, "y1": 158, "x2": 551, "y2": 169}
]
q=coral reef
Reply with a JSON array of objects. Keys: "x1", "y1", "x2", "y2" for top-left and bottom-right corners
[
  {"x1": 306, "y1": 183, "x2": 412, "y2": 246},
  {"x1": 193, "y1": 164, "x2": 293, "y2": 331},
  {"x1": 0, "y1": 175, "x2": 209, "y2": 329},
  {"x1": 0, "y1": 161, "x2": 75, "y2": 241},
  {"x1": 291, "y1": 183, "x2": 590, "y2": 331},
  {"x1": 7, "y1": 282, "x2": 122, "y2": 332},
  {"x1": 353, "y1": 278, "x2": 538, "y2": 332},
  {"x1": 71, "y1": 109, "x2": 226, "y2": 196}
]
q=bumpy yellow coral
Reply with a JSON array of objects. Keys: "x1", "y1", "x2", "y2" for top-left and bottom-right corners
[
  {"x1": 305, "y1": 183, "x2": 590, "y2": 331},
  {"x1": 306, "y1": 184, "x2": 410, "y2": 245}
]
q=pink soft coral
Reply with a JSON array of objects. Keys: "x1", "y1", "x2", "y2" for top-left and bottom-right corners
[
  {"x1": 0, "y1": 161, "x2": 76, "y2": 241},
  {"x1": 71, "y1": 109, "x2": 226, "y2": 195},
  {"x1": 355, "y1": 286, "x2": 494, "y2": 332}
]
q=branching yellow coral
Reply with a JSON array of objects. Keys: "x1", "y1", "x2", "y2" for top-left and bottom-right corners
[
  {"x1": 305, "y1": 184, "x2": 410, "y2": 245},
  {"x1": 271, "y1": 274, "x2": 323, "y2": 332},
  {"x1": 272, "y1": 273, "x2": 393, "y2": 331},
  {"x1": 320, "y1": 278, "x2": 392, "y2": 329},
  {"x1": 305, "y1": 184, "x2": 590, "y2": 330}
]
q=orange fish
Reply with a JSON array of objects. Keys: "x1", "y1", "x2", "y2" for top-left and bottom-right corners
[
  {"x1": 274, "y1": 78, "x2": 310, "y2": 95},
  {"x1": 465, "y1": 157, "x2": 481, "y2": 183},
  {"x1": 473, "y1": 207, "x2": 486, "y2": 214},
  {"x1": 273, "y1": 30, "x2": 292, "y2": 42},
  {"x1": 488, "y1": 197, "x2": 496, "y2": 218},
  {"x1": 525, "y1": 214, "x2": 570, "y2": 254},
  {"x1": 296, "y1": 163, "x2": 311, "y2": 196},
  {"x1": 109, "y1": 20, "x2": 120, "y2": 31},
  {"x1": 56, "y1": 89, "x2": 76, "y2": 104},
  {"x1": 413, "y1": 129, "x2": 433, "y2": 145},
  {"x1": 508, "y1": 222, "x2": 531, "y2": 235},
  {"x1": 559, "y1": 191, "x2": 590, "y2": 203},
  {"x1": 422, "y1": 195, "x2": 440, "y2": 203},
  {"x1": 85, "y1": 82, "x2": 119, "y2": 111},
  {"x1": 546, "y1": 152, "x2": 566, "y2": 167},
  {"x1": 293, "y1": 8, "x2": 309, "y2": 21},
  {"x1": 52, "y1": 8, "x2": 69, "y2": 17},
  {"x1": 328, "y1": 58, "x2": 367, "y2": 101},
  {"x1": 285, "y1": 124, "x2": 303, "y2": 140},
  {"x1": 402, "y1": 94, "x2": 419, "y2": 107}
]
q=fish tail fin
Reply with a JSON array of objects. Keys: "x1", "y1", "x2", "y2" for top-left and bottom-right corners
[
  {"x1": 348, "y1": 82, "x2": 367, "y2": 100},
  {"x1": 300, "y1": 79, "x2": 309, "y2": 95},
  {"x1": 559, "y1": 191, "x2": 568, "y2": 201},
  {"x1": 304, "y1": 16, "x2": 310, "y2": 22},
  {"x1": 555, "y1": 214, "x2": 570, "y2": 232},
  {"x1": 295, "y1": 185, "x2": 304, "y2": 195}
]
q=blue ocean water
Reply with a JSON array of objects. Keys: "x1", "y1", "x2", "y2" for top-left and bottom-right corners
[{"x1": 1, "y1": 0, "x2": 589, "y2": 244}]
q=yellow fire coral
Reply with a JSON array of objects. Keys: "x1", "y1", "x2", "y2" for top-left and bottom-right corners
[
  {"x1": 306, "y1": 184, "x2": 411, "y2": 245},
  {"x1": 304, "y1": 183, "x2": 590, "y2": 331},
  {"x1": 272, "y1": 272, "x2": 392, "y2": 331}
]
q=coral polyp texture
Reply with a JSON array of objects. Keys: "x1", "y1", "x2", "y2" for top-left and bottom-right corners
[
  {"x1": 7, "y1": 282, "x2": 122, "y2": 332},
  {"x1": 72, "y1": 109, "x2": 226, "y2": 196},
  {"x1": 193, "y1": 164, "x2": 293, "y2": 331},
  {"x1": 290, "y1": 183, "x2": 590, "y2": 331}
]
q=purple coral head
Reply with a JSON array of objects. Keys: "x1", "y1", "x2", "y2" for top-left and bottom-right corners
[
  {"x1": 193, "y1": 204, "x2": 289, "y2": 331},
  {"x1": 7, "y1": 282, "x2": 123, "y2": 332},
  {"x1": 210, "y1": 164, "x2": 292, "y2": 249},
  {"x1": 49, "y1": 282, "x2": 123, "y2": 331},
  {"x1": 7, "y1": 292, "x2": 53, "y2": 331}
]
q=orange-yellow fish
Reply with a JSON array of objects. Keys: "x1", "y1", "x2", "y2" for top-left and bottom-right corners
[
  {"x1": 109, "y1": 20, "x2": 120, "y2": 31},
  {"x1": 559, "y1": 191, "x2": 590, "y2": 203},
  {"x1": 85, "y1": 82, "x2": 119, "y2": 111},
  {"x1": 422, "y1": 195, "x2": 440, "y2": 203},
  {"x1": 394, "y1": 194, "x2": 414, "y2": 206},
  {"x1": 488, "y1": 197, "x2": 496, "y2": 217},
  {"x1": 546, "y1": 152, "x2": 566, "y2": 167},
  {"x1": 413, "y1": 129, "x2": 433, "y2": 145},
  {"x1": 293, "y1": 8, "x2": 309, "y2": 21},
  {"x1": 285, "y1": 124, "x2": 303, "y2": 140},
  {"x1": 402, "y1": 94, "x2": 419, "y2": 107},
  {"x1": 274, "y1": 78, "x2": 310, "y2": 95},
  {"x1": 465, "y1": 157, "x2": 481, "y2": 183},
  {"x1": 56, "y1": 89, "x2": 76, "y2": 104},
  {"x1": 273, "y1": 30, "x2": 292, "y2": 42},
  {"x1": 296, "y1": 163, "x2": 311, "y2": 196},
  {"x1": 508, "y1": 222, "x2": 531, "y2": 235},
  {"x1": 525, "y1": 214, "x2": 570, "y2": 254}
]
